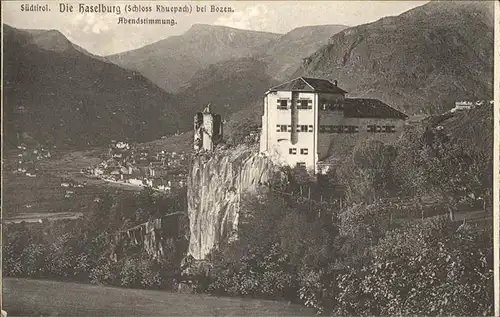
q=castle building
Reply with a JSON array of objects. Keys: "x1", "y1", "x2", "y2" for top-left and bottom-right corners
[
  {"x1": 193, "y1": 104, "x2": 223, "y2": 152},
  {"x1": 259, "y1": 77, "x2": 408, "y2": 173}
]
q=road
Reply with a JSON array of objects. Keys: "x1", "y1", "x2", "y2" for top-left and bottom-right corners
[
  {"x1": 2, "y1": 278, "x2": 313, "y2": 316},
  {"x1": 2, "y1": 211, "x2": 84, "y2": 224}
]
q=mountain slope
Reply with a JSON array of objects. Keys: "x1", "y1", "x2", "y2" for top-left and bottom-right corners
[
  {"x1": 107, "y1": 24, "x2": 281, "y2": 92},
  {"x1": 171, "y1": 24, "x2": 348, "y2": 124},
  {"x1": 175, "y1": 57, "x2": 279, "y2": 119},
  {"x1": 263, "y1": 24, "x2": 348, "y2": 80},
  {"x1": 3, "y1": 24, "x2": 188, "y2": 149},
  {"x1": 293, "y1": 1, "x2": 494, "y2": 114}
]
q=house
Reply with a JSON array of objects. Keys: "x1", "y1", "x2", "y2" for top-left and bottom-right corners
[
  {"x1": 450, "y1": 100, "x2": 492, "y2": 113},
  {"x1": 452, "y1": 101, "x2": 475, "y2": 112},
  {"x1": 193, "y1": 104, "x2": 223, "y2": 152},
  {"x1": 259, "y1": 77, "x2": 408, "y2": 173},
  {"x1": 128, "y1": 178, "x2": 144, "y2": 186},
  {"x1": 148, "y1": 162, "x2": 168, "y2": 178},
  {"x1": 93, "y1": 167, "x2": 104, "y2": 176}
]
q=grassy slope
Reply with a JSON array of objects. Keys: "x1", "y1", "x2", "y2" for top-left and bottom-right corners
[{"x1": 3, "y1": 278, "x2": 313, "y2": 316}]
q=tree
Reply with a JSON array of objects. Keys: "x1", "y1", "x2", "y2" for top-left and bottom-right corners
[
  {"x1": 335, "y1": 140, "x2": 397, "y2": 203},
  {"x1": 334, "y1": 215, "x2": 494, "y2": 316},
  {"x1": 225, "y1": 101, "x2": 262, "y2": 145}
]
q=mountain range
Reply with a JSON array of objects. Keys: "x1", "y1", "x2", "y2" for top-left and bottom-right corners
[
  {"x1": 294, "y1": 1, "x2": 494, "y2": 114},
  {"x1": 3, "y1": 25, "x2": 188, "y2": 149},
  {"x1": 2, "y1": 0, "x2": 494, "y2": 149},
  {"x1": 107, "y1": 24, "x2": 281, "y2": 93},
  {"x1": 107, "y1": 24, "x2": 348, "y2": 93}
]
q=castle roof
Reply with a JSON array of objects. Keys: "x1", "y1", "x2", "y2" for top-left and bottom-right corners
[
  {"x1": 322, "y1": 98, "x2": 408, "y2": 120},
  {"x1": 268, "y1": 77, "x2": 348, "y2": 94}
]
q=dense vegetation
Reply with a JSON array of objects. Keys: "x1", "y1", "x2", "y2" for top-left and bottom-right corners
[
  {"x1": 4, "y1": 107, "x2": 493, "y2": 315},
  {"x1": 204, "y1": 106, "x2": 494, "y2": 315},
  {"x1": 3, "y1": 188, "x2": 189, "y2": 290}
]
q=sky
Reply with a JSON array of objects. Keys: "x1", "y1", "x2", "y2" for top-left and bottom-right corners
[{"x1": 3, "y1": 1, "x2": 428, "y2": 56}]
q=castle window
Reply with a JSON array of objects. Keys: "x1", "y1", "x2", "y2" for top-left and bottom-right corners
[
  {"x1": 319, "y1": 125, "x2": 357, "y2": 133},
  {"x1": 297, "y1": 99, "x2": 312, "y2": 109},
  {"x1": 308, "y1": 125, "x2": 314, "y2": 132},
  {"x1": 334, "y1": 125, "x2": 343, "y2": 133},
  {"x1": 296, "y1": 162, "x2": 306, "y2": 168},
  {"x1": 277, "y1": 99, "x2": 288, "y2": 110},
  {"x1": 298, "y1": 125, "x2": 309, "y2": 132},
  {"x1": 319, "y1": 125, "x2": 334, "y2": 133},
  {"x1": 384, "y1": 125, "x2": 396, "y2": 133},
  {"x1": 300, "y1": 148, "x2": 308, "y2": 155},
  {"x1": 277, "y1": 124, "x2": 288, "y2": 132},
  {"x1": 345, "y1": 126, "x2": 358, "y2": 133},
  {"x1": 367, "y1": 125, "x2": 395, "y2": 133},
  {"x1": 289, "y1": 148, "x2": 297, "y2": 155}
]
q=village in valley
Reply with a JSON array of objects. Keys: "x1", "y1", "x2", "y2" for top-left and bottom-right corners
[
  {"x1": 82, "y1": 141, "x2": 189, "y2": 193},
  {"x1": 2, "y1": 1, "x2": 496, "y2": 315}
]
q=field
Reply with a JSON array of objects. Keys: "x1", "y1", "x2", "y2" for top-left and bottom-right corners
[
  {"x1": 2, "y1": 149, "x2": 140, "y2": 219},
  {"x1": 2, "y1": 278, "x2": 313, "y2": 316}
]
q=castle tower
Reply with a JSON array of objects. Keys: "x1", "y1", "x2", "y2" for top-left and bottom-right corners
[{"x1": 193, "y1": 104, "x2": 223, "y2": 152}]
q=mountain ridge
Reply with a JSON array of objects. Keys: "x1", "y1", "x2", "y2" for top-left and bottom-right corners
[
  {"x1": 107, "y1": 24, "x2": 282, "y2": 92},
  {"x1": 3, "y1": 24, "x2": 188, "y2": 149},
  {"x1": 293, "y1": 0, "x2": 493, "y2": 114},
  {"x1": 4, "y1": 0, "x2": 494, "y2": 149},
  {"x1": 106, "y1": 23, "x2": 348, "y2": 92}
]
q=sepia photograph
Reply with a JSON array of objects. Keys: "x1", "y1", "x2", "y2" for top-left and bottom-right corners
[{"x1": 1, "y1": 0, "x2": 498, "y2": 316}]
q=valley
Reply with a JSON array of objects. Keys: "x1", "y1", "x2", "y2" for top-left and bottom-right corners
[
  {"x1": 1, "y1": 1, "x2": 496, "y2": 316},
  {"x1": 2, "y1": 148, "x2": 131, "y2": 225},
  {"x1": 4, "y1": 1, "x2": 493, "y2": 151}
]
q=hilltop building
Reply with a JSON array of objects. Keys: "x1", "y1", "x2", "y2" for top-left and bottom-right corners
[
  {"x1": 194, "y1": 104, "x2": 223, "y2": 152},
  {"x1": 450, "y1": 100, "x2": 493, "y2": 113},
  {"x1": 259, "y1": 77, "x2": 408, "y2": 173}
]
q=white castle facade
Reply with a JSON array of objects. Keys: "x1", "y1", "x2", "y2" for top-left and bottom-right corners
[{"x1": 259, "y1": 77, "x2": 408, "y2": 173}]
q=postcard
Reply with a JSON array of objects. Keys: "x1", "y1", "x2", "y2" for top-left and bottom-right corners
[{"x1": 1, "y1": 1, "x2": 498, "y2": 316}]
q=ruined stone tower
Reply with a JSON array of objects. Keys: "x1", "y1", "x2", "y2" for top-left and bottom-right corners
[{"x1": 193, "y1": 104, "x2": 223, "y2": 152}]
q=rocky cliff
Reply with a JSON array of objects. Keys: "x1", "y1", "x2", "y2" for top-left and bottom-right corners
[{"x1": 187, "y1": 145, "x2": 279, "y2": 260}]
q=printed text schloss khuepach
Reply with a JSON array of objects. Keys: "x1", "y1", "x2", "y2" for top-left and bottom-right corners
[{"x1": 124, "y1": 4, "x2": 235, "y2": 13}]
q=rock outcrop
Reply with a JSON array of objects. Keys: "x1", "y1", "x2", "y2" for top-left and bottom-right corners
[{"x1": 187, "y1": 145, "x2": 278, "y2": 259}]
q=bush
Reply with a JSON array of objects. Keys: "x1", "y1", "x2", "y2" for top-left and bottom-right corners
[
  {"x1": 208, "y1": 189, "x2": 341, "y2": 310},
  {"x1": 89, "y1": 258, "x2": 120, "y2": 286},
  {"x1": 337, "y1": 202, "x2": 394, "y2": 264},
  {"x1": 20, "y1": 243, "x2": 47, "y2": 277},
  {"x1": 208, "y1": 243, "x2": 297, "y2": 299},
  {"x1": 334, "y1": 140, "x2": 397, "y2": 203},
  {"x1": 3, "y1": 189, "x2": 188, "y2": 289},
  {"x1": 119, "y1": 254, "x2": 163, "y2": 289},
  {"x1": 393, "y1": 110, "x2": 492, "y2": 206},
  {"x1": 334, "y1": 216, "x2": 494, "y2": 316}
]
